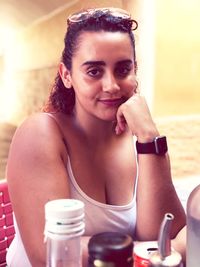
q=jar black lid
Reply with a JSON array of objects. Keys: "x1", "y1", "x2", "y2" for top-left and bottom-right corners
[{"x1": 88, "y1": 232, "x2": 133, "y2": 261}]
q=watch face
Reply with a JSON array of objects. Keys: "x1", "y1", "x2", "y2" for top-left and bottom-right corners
[{"x1": 155, "y1": 136, "x2": 168, "y2": 155}]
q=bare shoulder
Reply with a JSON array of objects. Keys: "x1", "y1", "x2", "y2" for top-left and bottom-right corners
[
  {"x1": 7, "y1": 112, "x2": 68, "y2": 177},
  {"x1": 14, "y1": 112, "x2": 63, "y2": 137},
  {"x1": 10, "y1": 112, "x2": 65, "y2": 152}
]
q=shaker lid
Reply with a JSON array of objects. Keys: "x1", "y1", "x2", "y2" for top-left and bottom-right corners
[
  {"x1": 44, "y1": 199, "x2": 85, "y2": 236},
  {"x1": 45, "y1": 199, "x2": 84, "y2": 223}
]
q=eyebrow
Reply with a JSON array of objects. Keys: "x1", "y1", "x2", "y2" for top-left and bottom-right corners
[
  {"x1": 81, "y1": 61, "x2": 106, "y2": 67},
  {"x1": 116, "y1": 59, "x2": 133, "y2": 65},
  {"x1": 81, "y1": 59, "x2": 133, "y2": 67}
]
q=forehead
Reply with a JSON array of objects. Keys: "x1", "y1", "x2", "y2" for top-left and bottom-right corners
[{"x1": 73, "y1": 31, "x2": 134, "y2": 62}]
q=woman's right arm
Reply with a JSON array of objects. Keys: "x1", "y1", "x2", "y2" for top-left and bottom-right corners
[{"x1": 6, "y1": 113, "x2": 71, "y2": 267}]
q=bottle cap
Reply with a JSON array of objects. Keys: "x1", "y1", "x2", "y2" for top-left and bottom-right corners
[
  {"x1": 88, "y1": 232, "x2": 133, "y2": 266},
  {"x1": 44, "y1": 199, "x2": 85, "y2": 237}
]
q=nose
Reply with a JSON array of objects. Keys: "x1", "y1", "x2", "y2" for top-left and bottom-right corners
[{"x1": 102, "y1": 72, "x2": 120, "y2": 93}]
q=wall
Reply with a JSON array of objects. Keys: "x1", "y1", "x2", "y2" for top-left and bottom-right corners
[
  {"x1": 153, "y1": 0, "x2": 200, "y2": 179},
  {"x1": 154, "y1": 0, "x2": 200, "y2": 116}
]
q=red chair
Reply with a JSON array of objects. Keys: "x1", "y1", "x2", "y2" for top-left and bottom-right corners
[{"x1": 0, "y1": 180, "x2": 15, "y2": 267}]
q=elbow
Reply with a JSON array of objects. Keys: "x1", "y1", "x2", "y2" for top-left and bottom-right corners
[
  {"x1": 29, "y1": 258, "x2": 46, "y2": 267},
  {"x1": 27, "y1": 250, "x2": 46, "y2": 267}
]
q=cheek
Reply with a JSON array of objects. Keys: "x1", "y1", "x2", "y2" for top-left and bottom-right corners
[
  {"x1": 73, "y1": 74, "x2": 100, "y2": 94},
  {"x1": 80, "y1": 83, "x2": 101, "y2": 99},
  {"x1": 74, "y1": 86, "x2": 96, "y2": 102}
]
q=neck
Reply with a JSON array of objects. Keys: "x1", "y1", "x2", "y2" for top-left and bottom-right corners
[{"x1": 73, "y1": 110, "x2": 117, "y2": 145}]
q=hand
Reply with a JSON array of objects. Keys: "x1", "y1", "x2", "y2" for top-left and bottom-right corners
[{"x1": 115, "y1": 94, "x2": 159, "y2": 142}]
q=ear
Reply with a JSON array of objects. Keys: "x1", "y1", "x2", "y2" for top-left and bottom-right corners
[{"x1": 59, "y1": 62, "x2": 72, "y2": 88}]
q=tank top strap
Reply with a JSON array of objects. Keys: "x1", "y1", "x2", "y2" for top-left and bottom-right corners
[{"x1": 44, "y1": 112, "x2": 68, "y2": 149}]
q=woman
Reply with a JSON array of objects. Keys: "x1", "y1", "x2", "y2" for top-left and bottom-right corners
[{"x1": 6, "y1": 7, "x2": 185, "y2": 267}]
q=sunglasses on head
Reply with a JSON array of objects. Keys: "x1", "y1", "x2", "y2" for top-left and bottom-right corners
[{"x1": 67, "y1": 7, "x2": 138, "y2": 30}]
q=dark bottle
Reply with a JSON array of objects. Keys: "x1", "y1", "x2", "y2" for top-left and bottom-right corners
[{"x1": 88, "y1": 232, "x2": 134, "y2": 267}]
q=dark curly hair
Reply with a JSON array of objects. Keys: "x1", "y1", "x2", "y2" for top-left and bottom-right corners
[{"x1": 43, "y1": 8, "x2": 138, "y2": 114}]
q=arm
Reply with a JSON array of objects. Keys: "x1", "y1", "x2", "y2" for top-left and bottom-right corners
[
  {"x1": 115, "y1": 94, "x2": 186, "y2": 240},
  {"x1": 135, "y1": 151, "x2": 185, "y2": 240},
  {"x1": 6, "y1": 114, "x2": 71, "y2": 267}
]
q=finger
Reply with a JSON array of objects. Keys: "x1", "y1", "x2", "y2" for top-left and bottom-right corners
[
  {"x1": 115, "y1": 111, "x2": 127, "y2": 135},
  {"x1": 115, "y1": 125, "x2": 122, "y2": 135}
]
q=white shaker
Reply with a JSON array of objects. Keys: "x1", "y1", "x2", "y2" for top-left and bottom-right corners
[{"x1": 44, "y1": 199, "x2": 85, "y2": 267}]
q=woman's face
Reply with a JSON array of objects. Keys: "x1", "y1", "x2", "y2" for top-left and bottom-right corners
[{"x1": 69, "y1": 30, "x2": 137, "y2": 122}]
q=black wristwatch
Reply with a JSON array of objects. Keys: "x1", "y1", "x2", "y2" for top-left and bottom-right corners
[{"x1": 136, "y1": 136, "x2": 168, "y2": 155}]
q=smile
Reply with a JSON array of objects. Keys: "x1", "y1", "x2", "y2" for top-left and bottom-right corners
[{"x1": 98, "y1": 98, "x2": 125, "y2": 107}]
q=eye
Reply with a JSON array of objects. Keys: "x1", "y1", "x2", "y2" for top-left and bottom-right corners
[
  {"x1": 87, "y1": 67, "x2": 103, "y2": 78},
  {"x1": 115, "y1": 65, "x2": 132, "y2": 78}
]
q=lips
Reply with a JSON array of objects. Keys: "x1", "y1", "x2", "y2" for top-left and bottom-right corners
[{"x1": 99, "y1": 97, "x2": 126, "y2": 107}]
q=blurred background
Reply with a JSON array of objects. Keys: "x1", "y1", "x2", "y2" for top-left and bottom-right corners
[{"x1": 0, "y1": 0, "x2": 200, "y2": 183}]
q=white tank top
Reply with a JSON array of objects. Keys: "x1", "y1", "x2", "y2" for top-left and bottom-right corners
[
  {"x1": 67, "y1": 158, "x2": 137, "y2": 237},
  {"x1": 6, "y1": 159, "x2": 137, "y2": 266}
]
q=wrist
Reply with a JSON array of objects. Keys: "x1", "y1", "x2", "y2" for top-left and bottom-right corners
[{"x1": 136, "y1": 129, "x2": 160, "y2": 143}]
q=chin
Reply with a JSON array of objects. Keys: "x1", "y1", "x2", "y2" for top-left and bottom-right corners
[{"x1": 100, "y1": 114, "x2": 116, "y2": 122}]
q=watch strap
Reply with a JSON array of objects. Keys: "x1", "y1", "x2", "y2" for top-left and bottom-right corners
[
  {"x1": 136, "y1": 140, "x2": 157, "y2": 154},
  {"x1": 136, "y1": 136, "x2": 168, "y2": 155}
]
